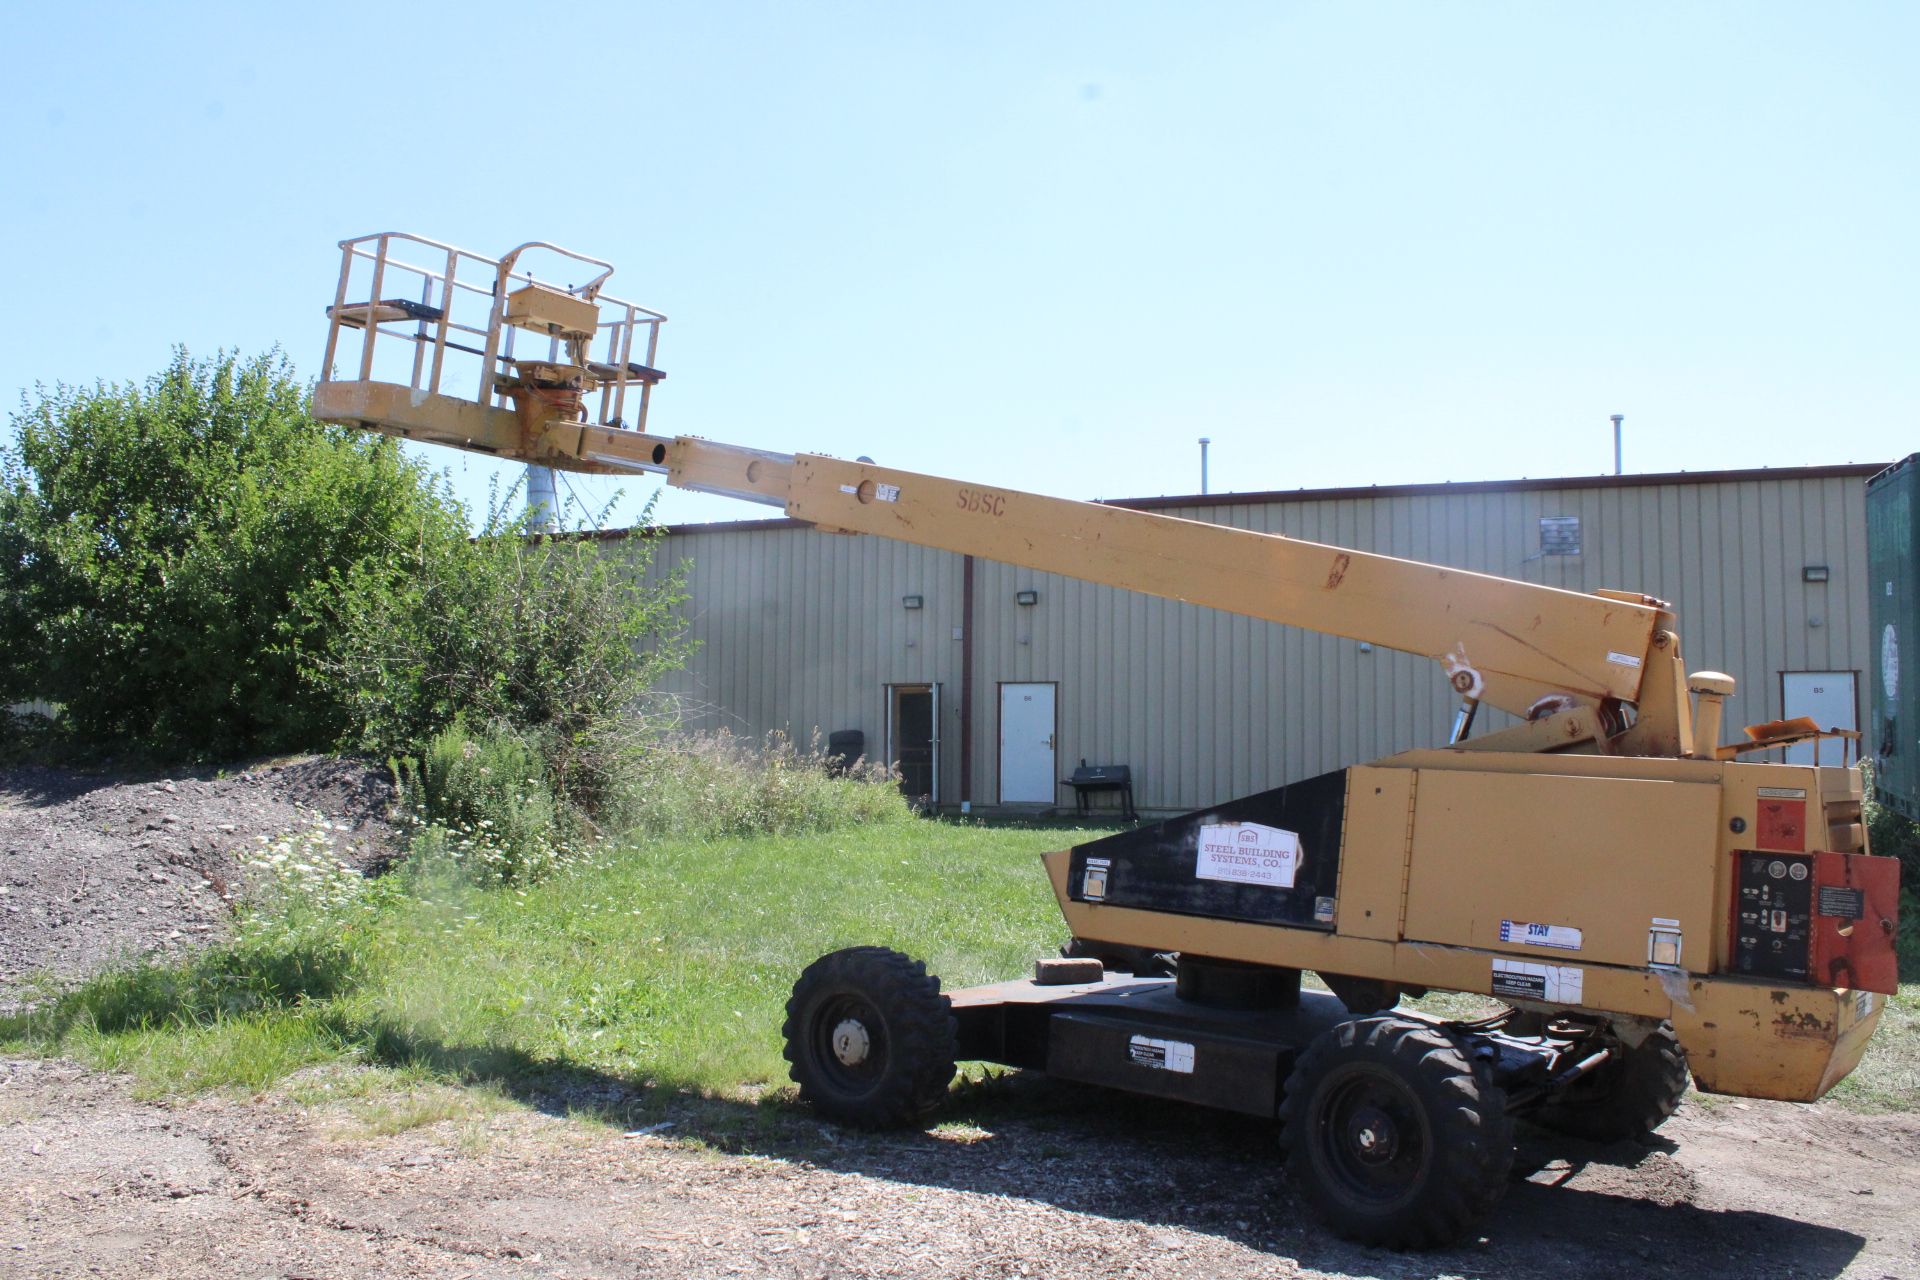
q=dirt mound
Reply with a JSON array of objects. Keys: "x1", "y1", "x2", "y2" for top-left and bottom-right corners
[{"x1": 0, "y1": 757, "x2": 399, "y2": 1003}]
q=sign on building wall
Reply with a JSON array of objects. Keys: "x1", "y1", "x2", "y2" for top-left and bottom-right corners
[{"x1": 1539, "y1": 515, "x2": 1582, "y2": 556}]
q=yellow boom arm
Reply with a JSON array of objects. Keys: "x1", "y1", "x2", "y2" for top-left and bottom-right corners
[{"x1": 314, "y1": 380, "x2": 1687, "y2": 748}]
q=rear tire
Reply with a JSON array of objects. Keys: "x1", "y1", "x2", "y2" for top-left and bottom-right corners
[
  {"x1": 1280, "y1": 1016, "x2": 1514, "y2": 1248},
  {"x1": 782, "y1": 947, "x2": 957, "y2": 1129},
  {"x1": 1533, "y1": 1025, "x2": 1688, "y2": 1143}
]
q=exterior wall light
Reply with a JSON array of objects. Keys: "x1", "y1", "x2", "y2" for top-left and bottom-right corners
[
  {"x1": 1015, "y1": 589, "x2": 1039, "y2": 606},
  {"x1": 1803, "y1": 565, "x2": 1830, "y2": 583},
  {"x1": 902, "y1": 594, "x2": 924, "y2": 610}
]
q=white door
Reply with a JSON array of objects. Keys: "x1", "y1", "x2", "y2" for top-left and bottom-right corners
[
  {"x1": 1783, "y1": 671, "x2": 1857, "y2": 766},
  {"x1": 999, "y1": 683, "x2": 1057, "y2": 804}
]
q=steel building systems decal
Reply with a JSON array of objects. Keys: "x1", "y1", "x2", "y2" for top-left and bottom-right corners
[{"x1": 1194, "y1": 821, "x2": 1301, "y2": 888}]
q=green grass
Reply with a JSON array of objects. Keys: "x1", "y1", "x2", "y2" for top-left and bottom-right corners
[
  {"x1": 351, "y1": 820, "x2": 1077, "y2": 1092},
  {"x1": 4, "y1": 820, "x2": 1915, "y2": 1123},
  {"x1": 1, "y1": 819, "x2": 1082, "y2": 1110},
  {"x1": 1825, "y1": 985, "x2": 1920, "y2": 1112},
  {"x1": 64, "y1": 1011, "x2": 347, "y2": 1097}
]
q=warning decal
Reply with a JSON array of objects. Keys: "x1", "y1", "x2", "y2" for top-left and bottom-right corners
[
  {"x1": 1756, "y1": 798, "x2": 1808, "y2": 852},
  {"x1": 1817, "y1": 885, "x2": 1865, "y2": 919},
  {"x1": 1128, "y1": 1035, "x2": 1196, "y2": 1074},
  {"x1": 1491, "y1": 959, "x2": 1585, "y2": 1005},
  {"x1": 1195, "y1": 822, "x2": 1301, "y2": 889},
  {"x1": 1498, "y1": 920, "x2": 1584, "y2": 951}
]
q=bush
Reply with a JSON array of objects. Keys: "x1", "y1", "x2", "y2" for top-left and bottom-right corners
[
  {"x1": 0, "y1": 703, "x2": 61, "y2": 765},
  {"x1": 0, "y1": 349, "x2": 453, "y2": 759},
  {"x1": 628, "y1": 730, "x2": 913, "y2": 838},
  {"x1": 307, "y1": 487, "x2": 689, "y2": 827},
  {"x1": 396, "y1": 720, "x2": 561, "y2": 885},
  {"x1": 1864, "y1": 760, "x2": 1920, "y2": 884}
]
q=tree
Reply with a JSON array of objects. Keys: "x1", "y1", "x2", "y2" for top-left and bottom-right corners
[
  {"x1": 1, "y1": 349, "x2": 690, "y2": 787},
  {"x1": 0, "y1": 348, "x2": 452, "y2": 758}
]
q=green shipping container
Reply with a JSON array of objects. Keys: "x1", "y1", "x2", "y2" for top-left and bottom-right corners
[{"x1": 1868, "y1": 453, "x2": 1920, "y2": 818}]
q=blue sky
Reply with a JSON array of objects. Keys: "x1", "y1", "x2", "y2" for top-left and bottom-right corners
[{"x1": 3, "y1": 2, "x2": 1913, "y2": 528}]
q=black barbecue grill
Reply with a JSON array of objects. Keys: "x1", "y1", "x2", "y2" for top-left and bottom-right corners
[{"x1": 1064, "y1": 761, "x2": 1137, "y2": 822}]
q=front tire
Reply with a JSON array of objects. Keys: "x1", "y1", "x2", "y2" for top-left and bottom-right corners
[
  {"x1": 782, "y1": 947, "x2": 957, "y2": 1129},
  {"x1": 1280, "y1": 1016, "x2": 1514, "y2": 1248}
]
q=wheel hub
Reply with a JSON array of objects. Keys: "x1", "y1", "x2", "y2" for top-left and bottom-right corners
[
  {"x1": 1345, "y1": 1103, "x2": 1400, "y2": 1165},
  {"x1": 830, "y1": 1018, "x2": 872, "y2": 1066}
]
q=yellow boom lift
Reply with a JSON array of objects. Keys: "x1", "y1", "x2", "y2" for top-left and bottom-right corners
[{"x1": 314, "y1": 234, "x2": 1901, "y2": 1247}]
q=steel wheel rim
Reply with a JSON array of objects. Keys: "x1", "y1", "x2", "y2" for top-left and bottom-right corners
[
  {"x1": 1316, "y1": 1066, "x2": 1429, "y2": 1206},
  {"x1": 811, "y1": 993, "x2": 888, "y2": 1096}
]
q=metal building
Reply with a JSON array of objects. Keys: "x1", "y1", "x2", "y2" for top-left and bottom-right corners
[{"x1": 634, "y1": 463, "x2": 1883, "y2": 816}]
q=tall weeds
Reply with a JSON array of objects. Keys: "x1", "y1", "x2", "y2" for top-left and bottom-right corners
[
  {"x1": 628, "y1": 730, "x2": 912, "y2": 838},
  {"x1": 395, "y1": 720, "x2": 562, "y2": 885}
]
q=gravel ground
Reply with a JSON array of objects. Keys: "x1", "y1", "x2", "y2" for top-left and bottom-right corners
[
  {"x1": 1, "y1": 1055, "x2": 1916, "y2": 1280},
  {"x1": 0, "y1": 757, "x2": 396, "y2": 1005}
]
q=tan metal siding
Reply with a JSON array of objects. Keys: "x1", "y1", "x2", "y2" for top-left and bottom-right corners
[
  {"x1": 636, "y1": 473, "x2": 1872, "y2": 813},
  {"x1": 640, "y1": 527, "x2": 966, "y2": 796}
]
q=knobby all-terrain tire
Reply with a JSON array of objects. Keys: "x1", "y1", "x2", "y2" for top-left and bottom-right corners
[
  {"x1": 782, "y1": 946, "x2": 957, "y2": 1130},
  {"x1": 1532, "y1": 1024, "x2": 1689, "y2": 1143},
  {"x1": 1280, "y1": 1015, "x2": 1515, "y2": 1249}
]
